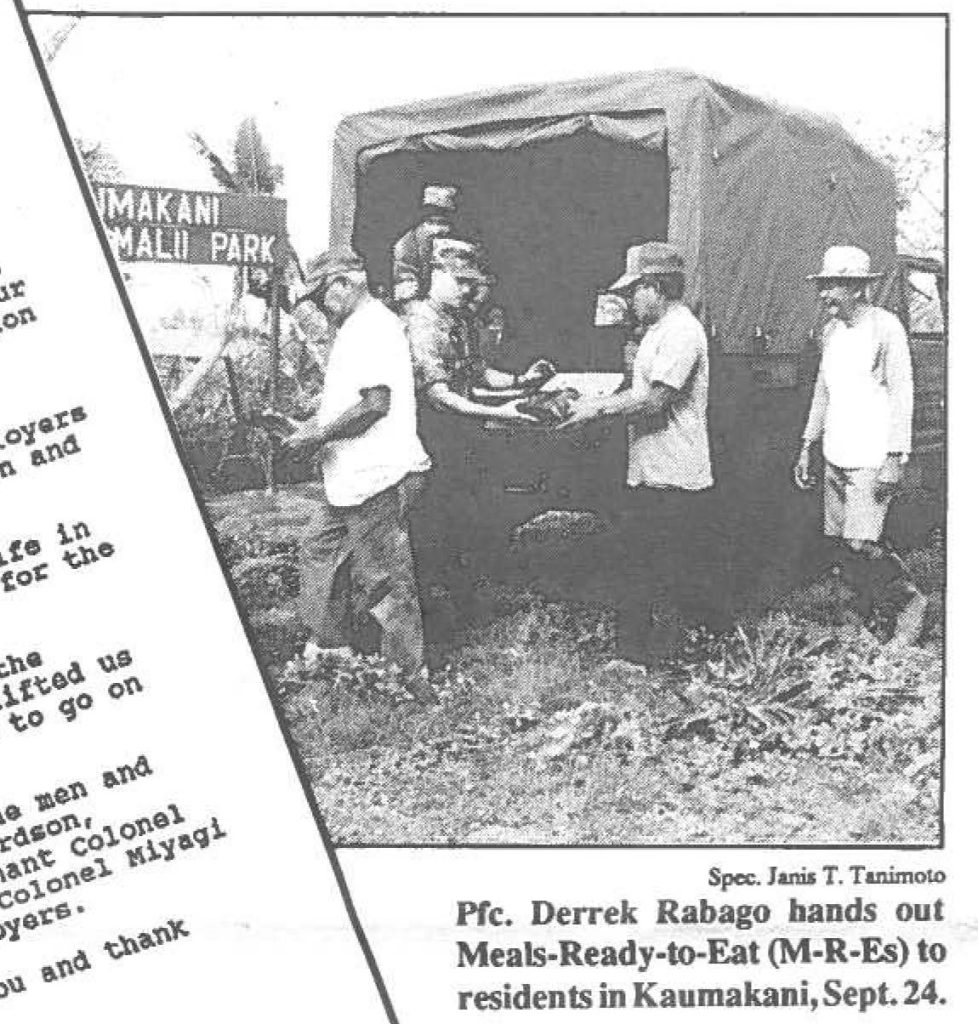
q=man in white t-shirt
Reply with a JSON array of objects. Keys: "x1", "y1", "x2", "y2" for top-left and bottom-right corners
[
  {"x1": 794, "y1": 245, "x2": 926, "y2": 642},
  {"x1": 278, "y1": 248, "x2": 431, "y2": 684},
  {"x1": 561, "y1": 240, "x2": 716, "y2": 665}
]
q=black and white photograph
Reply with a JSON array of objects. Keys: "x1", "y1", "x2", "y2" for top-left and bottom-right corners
[{"x1": 33, "y1": 10, "x2": 946, "y2": 848}]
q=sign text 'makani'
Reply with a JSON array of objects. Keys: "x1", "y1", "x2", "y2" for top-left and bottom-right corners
[{"x1": 92, "y1": 184, "x2": 285, "y2": 267}]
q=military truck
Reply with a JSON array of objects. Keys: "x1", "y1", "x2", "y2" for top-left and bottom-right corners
[{"x1": 328, "y1": 70, "x2": 945, "y2": 614}]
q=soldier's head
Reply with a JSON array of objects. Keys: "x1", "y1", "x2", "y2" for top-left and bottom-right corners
[
  {"x1": 607, "y1": 241, "x2": 686, "y2": 327},
  {"x1": 808, "y1": 246, "x2": 880, "y2": 326},
  {"x1": 300, "y1": 248, "x2": 369, "y2": 325},
  {"x1": 462, "y1": 243, "x2": 496, "y2": 315},
  {"x1": 428, "y1": 238, "x2": 491, "y2": 311}
]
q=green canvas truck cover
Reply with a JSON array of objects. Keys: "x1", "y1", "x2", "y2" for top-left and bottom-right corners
[{"x1": 329, "y1": 68, "x2": 896, "y2": 358}]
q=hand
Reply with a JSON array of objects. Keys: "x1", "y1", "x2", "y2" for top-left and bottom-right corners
[
  {"x1": 793, "y1": 447, "x2": 815, "y2": 490},
  {"x1": 875, "y1": 455, "x2": 905, "y2": 497},
  {"x1": 258, "y1": 409, "x2": 300, "y2": 444},
  {"x1": 556, "y1": 395, "x2": 606, "y2": 431},
  {"x1": 487, "y1": 399, "x2": 537, "y2": 424},
  {"x1": 518, "y1": 358, "x2": 557, "y2": 387},
  {"x1": 280, "y1": 430, "x2": 305, "y2": 449}
]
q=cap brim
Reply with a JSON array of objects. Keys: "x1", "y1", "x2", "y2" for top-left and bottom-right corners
[
  {"x1": 806, "y1": 272, "x2": 882, "y2": 281},
  {"x1": 297, "y1": 280, "x2": 326, "y2": 303},
  {"x1": 436, "y1": 267, "x2": 490, "y2": 284},
  {"x1": 607, "y1": 271, "x2": 642, "y2": 293}
]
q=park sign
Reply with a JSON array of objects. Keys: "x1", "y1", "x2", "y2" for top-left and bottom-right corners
[{"x1": 92, "y1": 182, "x2": 287, "y2": 267}]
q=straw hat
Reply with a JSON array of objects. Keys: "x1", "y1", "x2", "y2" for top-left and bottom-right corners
[
  {"x1": 807, "y1": 245, "x2": 881, "y2": 281},
  {"x1": 607, "y1": 241, "x2": 685, "y2": 293}
]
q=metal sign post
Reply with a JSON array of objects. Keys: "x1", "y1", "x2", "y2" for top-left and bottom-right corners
[{"x1": 267, "y1": 265, "x2": 283, "y2": 494}]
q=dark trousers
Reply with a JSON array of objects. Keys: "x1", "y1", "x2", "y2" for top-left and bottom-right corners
[
  {"x1": 405, "y1": 469, "x2": 487, "y2": 646},
  {"x1": 298, "y1": 482, "x2": 424, "y2": 677},
  {"x1": 614, "y1": 487, "x2": 718, "y2": 664}
]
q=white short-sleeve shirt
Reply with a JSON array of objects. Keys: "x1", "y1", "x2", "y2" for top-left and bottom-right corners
[
  {"x1": 317, "y1": 296, "x2": 430, "y2": 506},
  {"x1": 627, "y1": 303, "x2": 714, "y2": 491}
]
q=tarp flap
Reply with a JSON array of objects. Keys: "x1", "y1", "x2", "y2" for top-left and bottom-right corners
[
  {"x1": 356, "y1": 112, "x2": 667, "y2": 166},
  {"x1": 330, "y1": 68, "x2": 895, "y2": 361}
]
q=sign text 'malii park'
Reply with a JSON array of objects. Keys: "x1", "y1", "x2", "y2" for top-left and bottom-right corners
[{"x1": 93, "y1": 182, "x2": 287, "y2": 267}]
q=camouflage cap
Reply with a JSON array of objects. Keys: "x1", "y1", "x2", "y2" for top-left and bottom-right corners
[
  {"x1": 300, "y1": 247, "x2": 366, "y2": 301},
  {"x1": 430, "y1": 237, "x2": 492, "y2": 282},
  {"x1": 607, "y1": 240, "x2": 685, "y2": 293}
]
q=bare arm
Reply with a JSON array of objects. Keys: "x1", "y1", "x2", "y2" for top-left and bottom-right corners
[
  {"x1": 801, "y1": 361, "x2": 828, "y2": 449},
  {"x1": 483, "y1": 358, "x2": 557, "y2": 391},
  {"x1": 883, "y1": 318, "x2": 914, "y2": 456},
  {"x1": 598, "y1": 382, "x2": 676, "y2": 420},
  {"x1": 559, "y1": 382, "x2": 676, "y2": 430},
  {"x1": 794, "y1": 362, "x2": 828, "y2": 489},
  {"x1": 480, "y1": 365, "x2": 519, "y2": 389},
  {"x1": 425, "y1": 381, "x2": 531, "y2": 422},
  {"x1": 284, "y1": 386, "x2": 391, "y2": 447}
]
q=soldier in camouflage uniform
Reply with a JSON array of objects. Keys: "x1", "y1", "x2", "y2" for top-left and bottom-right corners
[
  {"x1": 401, "y1": 238, "x2": 552, "y2": 640},
  {"x1": 390, "y1": 184, "x2": 459, "y2": 307}
]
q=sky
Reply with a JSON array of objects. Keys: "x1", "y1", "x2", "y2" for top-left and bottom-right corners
[{"x1": 29, "y1": 13, "x2": 946, "y2": 331}]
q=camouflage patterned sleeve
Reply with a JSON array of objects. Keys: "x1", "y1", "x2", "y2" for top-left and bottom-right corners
[
  {"x1": 403, "y1": 308, "x2": 453, "y2": 393},
  {"x1": 392, "y1": 230, "x2": 422, "y2": 291}
]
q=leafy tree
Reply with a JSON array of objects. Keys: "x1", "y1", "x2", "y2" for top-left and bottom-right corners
[
  {"x1": 76, "y1": 139, "x2": 121, "y2": 182},
  {"x1": 858, "y1": 123, "x2": 945, "y2": 259},
  {"x1": 38, "y1": 15, "x2": 79, "y2": 63},
  {"x1": 189, "y1": 118, "x2": 283, "y2": 196},
  {"x1": 37, "y1": 17, "x2": 121, "y2": 182},
  {"x1": 189, "y1": 118, "x2": 285, "y2": 306}
]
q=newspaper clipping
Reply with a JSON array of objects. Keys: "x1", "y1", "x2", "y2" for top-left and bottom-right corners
[{"x1": 0, "y1": 3, "x2": 969, "y2": 1022}]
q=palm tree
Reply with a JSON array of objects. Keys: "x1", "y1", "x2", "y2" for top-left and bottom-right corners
[
  {"x1": 189, "y1": 119, "x2": 285, "y2": 305},
  {"x1": 190, "y1": 117, "x2": 283, "y2": 196}
]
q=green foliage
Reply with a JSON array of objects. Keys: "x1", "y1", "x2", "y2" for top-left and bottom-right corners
[
  {"x1": 76, "y1": 139, "x2": 121, "y2": 182},
  {"x1": 166, "y1": 325, "x2": 323, "y2": 492},
  {"x1": 858, "y1": 122, "x2": 944, "y2": 258},
  {"x1": 281, "y1": 589, "x2": 941, "y2": 845},
  {"x1": 189, "y1": 118, "x2": 283, "y2": 196},
  {"x1": 206, "y1": 487, "x2": 942, "y2": 845}
]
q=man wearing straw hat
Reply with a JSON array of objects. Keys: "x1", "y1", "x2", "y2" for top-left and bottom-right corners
[
  {"x1": 390, "y1": 183, "x2": 460, "y2": 306},
  {"x1": 273, "y1": 247, "x2": 432, "y2": 688},
  {"x1": 794, "y1": 245, "x2": 927, "y2": 642}
]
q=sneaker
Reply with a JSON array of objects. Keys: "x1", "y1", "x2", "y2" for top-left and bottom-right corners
[{"x1": 891, "y1": 591, "x2": 929, "y2": 646}]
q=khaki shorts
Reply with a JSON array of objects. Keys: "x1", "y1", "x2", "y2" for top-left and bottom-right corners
[{"x1": 823, "y1": 461, "x2": 893, "y2": 542}]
